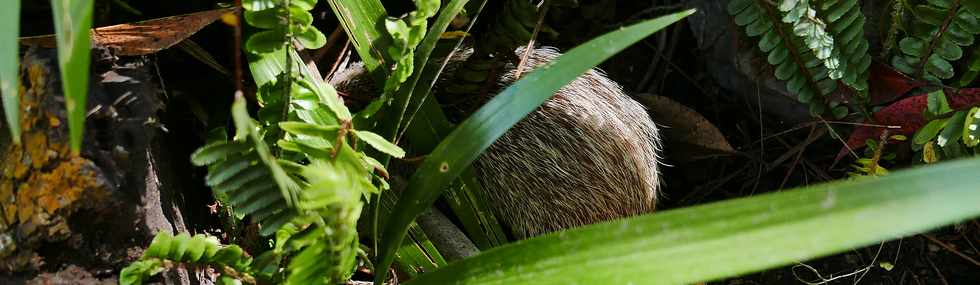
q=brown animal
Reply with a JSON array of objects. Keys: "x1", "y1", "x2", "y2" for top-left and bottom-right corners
[{"x1": 332, "y1": 47, "x2": 662, "y2": 239}]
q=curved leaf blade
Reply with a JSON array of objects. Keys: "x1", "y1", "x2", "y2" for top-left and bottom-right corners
[
  {"x1": 406, "y1": 158, "x2": 980, "y2": 285},
  {"x1": 51, "y1": 0, "x2": 94, "y2": 154},
  {"x1": 374, "y1": 10, "x2": 696, "y2": 283},
  {"x1": 1, "y1": 0, "x2": 19, "y2": 144},
  {"x1": 353, "y1": 130, "x2": 405, "y2": 158}
]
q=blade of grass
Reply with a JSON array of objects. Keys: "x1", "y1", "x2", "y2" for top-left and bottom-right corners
[
  {"x1": 403, "y1": 100, "x2": 508, "y2": 249},
  {"x1": 405, "y1": 158, "x2": 980, "y2": 284},
  {"x1": 393, "y1": 0, "x2": 509, "y2": 249},
  {"x1": 374, "y1": 10, "x2": 696, "y2": 284},
  {"x1": 51, "y1": 0, "x2": 94, "y2": 154},
  {"x1": 392, "y1": 225, "x2": 447, "y2": 278},
  {"x1": 378, "y1": 178, "x2": 449, "y2": 277},
  {"x1": 325, "y1": 0, "x2": 390, "y2": 82},
  {"x1": 0, "y1": 0, "x2": 19, "y2": 144},
  {"x1": 327, "y1": 0, "x2": 507, "y2": 256}
]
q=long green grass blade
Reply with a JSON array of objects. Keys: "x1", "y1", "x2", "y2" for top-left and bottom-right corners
[
  {"x1": 403, "y1": 99, "x2": 508, "y2": 249},
  {"x1": 51, "y1": 0, "x2": 94, "y2": 154},
  {"x1": 374, "y1": 10, "x2": 696, "y2": 284},
  {"x1": 391, "y1": 0, "x2": 509, "y2": 250},
  {"x1": 325, "y1": 0, "x2": 390, "y2": 81},
  {"x1": 405, "y1": 158, "x2": 980, "y2": 284},
  {"x1": 0, "y1": 0, "x2": 19, "y2": 144}
]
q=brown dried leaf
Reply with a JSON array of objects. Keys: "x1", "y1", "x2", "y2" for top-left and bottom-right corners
[
  {"x1": 19, "y1": 7, "x2": 235, "y2": 56},
  {"x1": 637, "y1": 94, "x2": 736, "y2": 162}
]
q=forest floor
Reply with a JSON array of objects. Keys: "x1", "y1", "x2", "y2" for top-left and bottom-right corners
[{"x1": 6, "y1": 0, "x2": 980, "y2": 284}]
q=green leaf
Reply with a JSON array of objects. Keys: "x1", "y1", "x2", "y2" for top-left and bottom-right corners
[
  {"x1": 964, "y1": 0, "x2": 980, "y2": 13},
  {"x1": 926, "y1": 89, "x2": 951, "y2": 118},
  {"x1": 958, "y1": 44, "x2": 980, "y2": 87},
  {"x1": 727, "y1": 0, "x2": 753, "y2": 14},
  {"x1": 231, "y1": 96, "x2": 302, "y2": 207},
  {"x1": 915, "y1": 4, "x2": 947, "y2": 26},
  {"x1": 244, "y1": 8, "x2": 282, "y2": 29},
  {"x1": 913, "y1": 118, "x2": 947, "y2": 145},
  {"x1": 353, "y1": 130, "x2": 405, "y2": 158},
  {"x1": 963, "y1": 107, "x2": 980, "y2": 147},
  {"x1": 405, "y1": 157, "x2": 980, "y2": 285},
  {"x1": 938, "y1": 111, "x2": 967, "y2": 147},
  {"x1": 926, "y1": 53, "x2": 954, "y2": 79},
  {"x1": 119, "y1": 259, "x2": 163, "y2": 285},
  {"x1": 295, "y1": 27, "x2": 327, "y2": 49},
  {"x1": 247, "y1": 47, "x2": 351, "y2": 121},
  {"x1": 374, "y1": 10, "x2": 696, "y2": 284},
  {"x1": 927, "y1": 0, "x2": 953, "y2": 9},
  {"x1": 935, "y1": 37, "x2": 963, "y2": 61},
  {"x1": 0, "y1": 0, "x2": 19, "y2": 144},
  {"x1": 51, "y1": 0, "x2": 94, "y2": 154},
  {"x1": 279, "y1": 121, "x2": 340, "y2": 137},
  {"x1": 191, "y1": 141, "x2": 251, "y2": 166},
  {"x1": 246, "y1": 30, "x2": 287, "y2": 53},
  {"x1": 326, "y1": 0, "x2": 391, "y2": 82},
  {"x1": 143, "y1": 232, "x2": 175, "y2": 259},
  {"x1": 292, "y1": 0, "x2": 317, "y2": 10},
  {"x1": 898, "y1": 37, "x2": 925, "y2": 57},
  {"x1": 243, "y1": 0, "x2": 277, "y2": 11},
  {"x1": 381, "y1": 0, "x2": 476, "y2": 139},
  {"x1": 954, "y1": 9, "x2": 980, "y2": 31}
]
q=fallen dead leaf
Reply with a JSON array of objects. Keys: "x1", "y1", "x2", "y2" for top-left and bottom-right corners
[
  {"x1": 19, "y1": 7, "x2": 236, "y2": 56},
  {"x1": 635, "y1": 94, "x2": 736, "y2": 162},
  {"x1": 838, "y1": 88, "x2": 980, "y2": 161}
]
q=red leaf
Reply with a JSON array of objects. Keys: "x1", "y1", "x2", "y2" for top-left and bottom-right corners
[
  {"x1": 836, "y1": 88, "x2": 980, "y2": 161},
  {"x1": 868, "y1": 62, "x2": 926, "y2": 105}
]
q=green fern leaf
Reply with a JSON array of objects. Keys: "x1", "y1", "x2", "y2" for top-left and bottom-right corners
[
  {"x1": 731, "y1": 0, "x2": 837, "y2": 115},
  {"x1": 190, "y1": 100, "x2": 301, "y2": 236},
  {"x1": 819, "y1": 0, "x2": 871, "y2": 92},
  {"x1": 121, "y1": 232, "x2": 256, "y2": 285},
  {"x1": 191, "y1": 141, "x2": 252, "y2": 166},
  {"x1": 279, "y1": 121, "x2": 341, "y2": 138},
  {"x1": 893, "y1": 2, "x2": 980, "y2": 82},
  {"x1": 959, "y1": 45, "x2": 980, "y2": 86},
  {"x1": 779, "y1": 0, "x2": 842, "y2": 79}
]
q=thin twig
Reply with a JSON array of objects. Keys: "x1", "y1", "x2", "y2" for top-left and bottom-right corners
[
  {"x1": 925, "y1": 256, "x2": 950, "y2": 285},
  {"x1": 514, "y1": 3, "x2": 549, "y2": 79},
  {"x1": 325, "y1": 39, "x2": 351, "y2": 81},
  {"x1": 868, "y1": 129, "x2": 891, "y2": 176},
  {"x1": 314, "y1": 26, "x2": 345, "y2": 62},
  {"x1": 922, "y1": 234, "x2": 980, "y2": 268},
  {"x1": 778, "y1": 126, "x2": 817, "y2": 189}
]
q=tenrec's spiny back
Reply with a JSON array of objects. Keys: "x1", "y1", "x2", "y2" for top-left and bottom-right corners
[{"x1": 330, "y1": 47, "x2": 662, "y2": 239}]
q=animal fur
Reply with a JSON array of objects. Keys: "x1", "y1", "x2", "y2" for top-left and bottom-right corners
[{"x1": 331, "y1": 47, "x2": 662, "y2": 239}]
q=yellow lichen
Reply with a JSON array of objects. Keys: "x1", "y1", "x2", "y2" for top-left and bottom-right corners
[{"x1": 0, "y1": 61, "x2": 111, "y2": 272}]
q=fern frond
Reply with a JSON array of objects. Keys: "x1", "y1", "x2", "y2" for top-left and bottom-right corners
[
  {"x1": 119, "y1": 232, "x2": 256, "y2": 285},
  {"x1": 204, "y1": 144, "x2": 297, "y2": 236},
  {"x1": 284, "y1": 209, "x2": 361, "y2": 284},
  {"x1": 191, "y1": 141, "x2": 252, "y2": 166},
  {"x1": 779, "y1": 0, "x2": 842, "y2": 79},
  {"x1": 959, "y1": 44, "x2": 980, "y2": 87},
  {"x1": 880, "y1": 0, "x2": 905, "y2": 58},
  {"x1": 730, "y1": 0, "x2": 838, "y2": 115},
  {"x1": 817, "y1": 0, "x2": 871, "y2": 92},
  {"x1": 892, "y1": 0, "x2": 980, "y2": 82},
  {"x1": 477, "y1": 0, "x2": 539, "y2": 55},
  {"x1": 190, "y1": 100, "x2": 302, "y2": 237}
]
